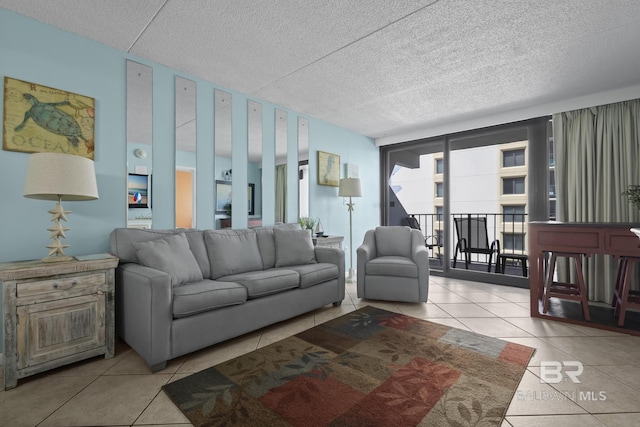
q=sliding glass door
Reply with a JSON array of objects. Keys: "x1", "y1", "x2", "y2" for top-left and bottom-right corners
[{"x1": 381, "y1": 117, "x2": 550, "y2": 287}]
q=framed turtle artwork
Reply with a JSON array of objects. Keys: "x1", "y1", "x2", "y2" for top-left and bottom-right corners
[{"x1": 3, "y1": 77, "x2": 95, "y2": 159}]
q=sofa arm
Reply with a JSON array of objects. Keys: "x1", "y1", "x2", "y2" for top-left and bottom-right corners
[
  {"x1": 115, "y1": 263, "x2": 173, "y2": 370},
  {"x1": 315, "y1": 247, "x2": 345, "y2": 302}
]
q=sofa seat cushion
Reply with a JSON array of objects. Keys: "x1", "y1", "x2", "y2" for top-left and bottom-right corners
[
  {"x1": 219, "y1": 269, "x2": 299, "y2": 299},
  {"x1": 172, "y1": 280, "x2": 247, "y2": 318},
  {"x1": 366, "y1": 256, "x2": 418, "y2": 278},
  {"x1": 277, "y1": 263, "x2": 338, "y2": 289}
]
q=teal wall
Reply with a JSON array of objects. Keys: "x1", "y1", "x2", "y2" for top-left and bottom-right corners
[{"x1": 0, "y1": 9, "x2": 380, "y2": 354}]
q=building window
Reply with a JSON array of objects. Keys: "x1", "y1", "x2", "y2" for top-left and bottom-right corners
[
  {"x1": 549, "y1": 200, "x2": 556, "y2": 221},
  {"x1": 503, "y1": 233, "x2": 525, "y2": 251},
  {"x1": 503, "y1": 149, "x2": 525, "y2": 167},
  {"x1": 503, "y1": 177, "x2": 525, "y2": 194},
  {"x1": 435, "y1": 158, "x2": 444, "y2": 174},
  {"x1": 435, "y1": 182, "x2": 443, "y2": 197},
  {"x1": 503, "y1": 205, "x2": 525, "y2": 223},
  {"x1": 436, "y1": 206, "x2": 443, "y2": 221}
]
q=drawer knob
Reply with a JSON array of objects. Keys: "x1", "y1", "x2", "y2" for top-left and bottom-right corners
[{"x1": 53, "y1": 280, "x2": 78, "y2": 290}]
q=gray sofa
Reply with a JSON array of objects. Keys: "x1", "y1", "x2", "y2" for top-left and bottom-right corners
[
  {"x1": 110, "y1": 224, "x2": 345, "y2": 371},
  {"x1": 357, "y1": 226, "x2": 429, "y2": 303}
]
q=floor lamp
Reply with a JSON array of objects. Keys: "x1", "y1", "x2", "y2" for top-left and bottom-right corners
[{"x1": 339, "y1": 178, "x2": 362, "y2": 282}]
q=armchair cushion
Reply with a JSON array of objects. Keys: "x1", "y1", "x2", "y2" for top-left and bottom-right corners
[
  {"x1": 132, "y1": 233, "x2": 204, "y2": 286},
  {"x1": 366, "y1": 256, "x2": 418, "y2": 278},
  {"x1": 374, "y1": 226, "x2": 411, "y2": 258}
]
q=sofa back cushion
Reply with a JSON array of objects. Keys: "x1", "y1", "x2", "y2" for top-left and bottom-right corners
[
  {"x1": 274, "y1": 228, "x2": 317, "y2": 267},
  {"x1": 110, "y1": 228, "x2": 210, "y2": 277},
  {"x1": 254, "y1": 223, "x2": 302, "y2": 269},
  {"x1": 205, "y1": 229, "x2": 263, "y2": 279},
  {"x1": 132, "y1": 233, "x2": 204, "y2": 286},
  {"x1": 375, "y1": 226, "x2": 411, "y2": 258}
]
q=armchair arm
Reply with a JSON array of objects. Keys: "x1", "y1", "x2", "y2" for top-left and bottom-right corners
[
  {"x1": 356, "y1": 229, "x2": 376, "y2": 297},
  {"x1": 410, "y1": 229, "x2": 430, "y2": 302},
  {"x1": 115, "y1": 263, "x2": 173, "y2": 370},
  {"x1": 315, "y1": 247, "x2": 346, "y2": 302}
]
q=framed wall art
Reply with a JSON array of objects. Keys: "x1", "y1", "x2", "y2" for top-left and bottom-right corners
[
  {"x1": 3, "y1": 77, "x2": 95, "y2": 159},
  {"x1": 128, "y1": 173, "x2": 150, "y2": 209},
  {"x1": 317, "y1": 150, "x2": 340, "y2": 187}
]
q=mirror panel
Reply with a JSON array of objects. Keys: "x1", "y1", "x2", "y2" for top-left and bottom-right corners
[
  {"x1": 298, "y1": 118, "x2": 309, "y2": 218},
  {"x1": 175, "y1": 76, "x2": 197, "y2": 228},
  {"x1": 126, "y1": 60, "x2": 153, "y2": 229},
  {"x1": 275, "y1": 109, "x2": 288, "y2": 223},
  {"x1": 248, "y1": 101, "x2": 263, "y2": 227},
  {"x1": 215, "y1": 89, "x2": 233, "y2": 228}
]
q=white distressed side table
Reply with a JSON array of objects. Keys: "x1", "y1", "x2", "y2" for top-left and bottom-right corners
[
  {"x1": 1, "y1": 255, "x2": 118, "y2": 390},
  {"x1": 313, "y1": 235, "x2": 344, "y2": 249}
]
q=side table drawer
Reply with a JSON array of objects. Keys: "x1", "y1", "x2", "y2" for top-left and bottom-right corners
[{"x1": 17, "y1": 272, "x2": 106, "y2": 301}]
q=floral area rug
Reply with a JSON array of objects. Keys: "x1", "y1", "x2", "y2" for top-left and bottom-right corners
[{"x1": 163, "y1": 305, "x2": 534, "y2": 426}]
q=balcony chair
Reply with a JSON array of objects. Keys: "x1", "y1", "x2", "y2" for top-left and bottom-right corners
[
  {"x1": 404, "y1": 216, "x2": 442, "y2": 264},
  {"x1": 453, "y1": 216, "x2": 500, "y2": 272},
  {"x1": 356, "y1": 226, "x2": 429, "y2": 303}
]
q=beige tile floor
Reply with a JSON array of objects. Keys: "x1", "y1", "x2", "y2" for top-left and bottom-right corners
[{"x1": 1, "y1": 276, "x2": 639, "y2": 426}]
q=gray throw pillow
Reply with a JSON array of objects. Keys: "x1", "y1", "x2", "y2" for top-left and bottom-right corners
[
  {"x1": 274, "y1": 228, "x2": 317, "y2": 267},
  {"x1": 132, "y1": 233, "x2": 204, "y2": 286}
]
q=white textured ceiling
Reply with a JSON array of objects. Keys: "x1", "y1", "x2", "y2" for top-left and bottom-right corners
[{"x1": 3, "y1": 0, "x2": 640, "y2": 142}]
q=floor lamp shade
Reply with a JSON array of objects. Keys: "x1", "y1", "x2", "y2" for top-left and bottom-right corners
[
  {"x1": 338, "y1": 178, "x2": 362, "y2": 197},
  {"x1": 339, "y1": 178, "x2": 362, "y2": 282},
  {"x1": 23, "y1": 153, "x2": 99, "y2": 262}
]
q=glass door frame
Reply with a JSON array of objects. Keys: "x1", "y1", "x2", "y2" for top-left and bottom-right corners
[{"x1": 380, "y1": 117, "x2": 550, "y2": 288}]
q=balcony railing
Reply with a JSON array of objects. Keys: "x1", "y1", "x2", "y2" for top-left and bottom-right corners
[{"x1": 407, "y1": 212, "x2": 529, "y2": 275}]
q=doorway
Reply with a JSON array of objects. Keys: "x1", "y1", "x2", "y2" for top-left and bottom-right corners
[{"x1": 176, "y1": 168, "x2": 195, "y2": 228}]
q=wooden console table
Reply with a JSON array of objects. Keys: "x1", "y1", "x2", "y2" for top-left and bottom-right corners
[
  {"x1": 219, "y1": 218, "x2": 262, "y2": 229},
  {"x1": 529, "y1": 222, "x2": 640, "y2": 329}
]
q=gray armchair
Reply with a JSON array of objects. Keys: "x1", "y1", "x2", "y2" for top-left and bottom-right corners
[{"x1": 356, "y1": 226, "x2": 429, "y2": 303}]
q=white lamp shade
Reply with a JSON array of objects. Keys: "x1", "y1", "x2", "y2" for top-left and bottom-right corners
[
  {"x1": 339, "y1": 178, "x2": 362, "y2": 197},
  {"x1": 24, "y1": 153, "x2": 99, "y2": 201}
]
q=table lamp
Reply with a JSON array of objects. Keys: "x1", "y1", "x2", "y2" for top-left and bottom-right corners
[
  {"x1": 23, "y1": 153, "x2": 99, "y2": 262},
  {"x1": 338, "y1": 178, "x2": 362, "y2": 282}
]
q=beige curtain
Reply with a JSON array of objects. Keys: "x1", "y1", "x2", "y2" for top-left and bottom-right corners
[
  {"x1": 275, "y1": 164, "x2": 287, "y2": 223},
  {"x1": 554, "y1": 99, "x2": 640, "y2": 302}
]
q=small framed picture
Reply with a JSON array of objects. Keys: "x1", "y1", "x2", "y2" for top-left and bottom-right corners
[
  {"x1": 128, "y1": 173, "x2": 150, "y2": 209},
  {"x1": 317, "y1": 151, "x2": 340, "y2": 187}
]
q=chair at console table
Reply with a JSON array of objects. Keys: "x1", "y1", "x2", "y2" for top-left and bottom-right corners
[
  {"x1": 611, "y1": 228, "x2": 640, "y2": 326},
  {"x1": 529, "y1": 222, "x2": 640, "y2": 329}
]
